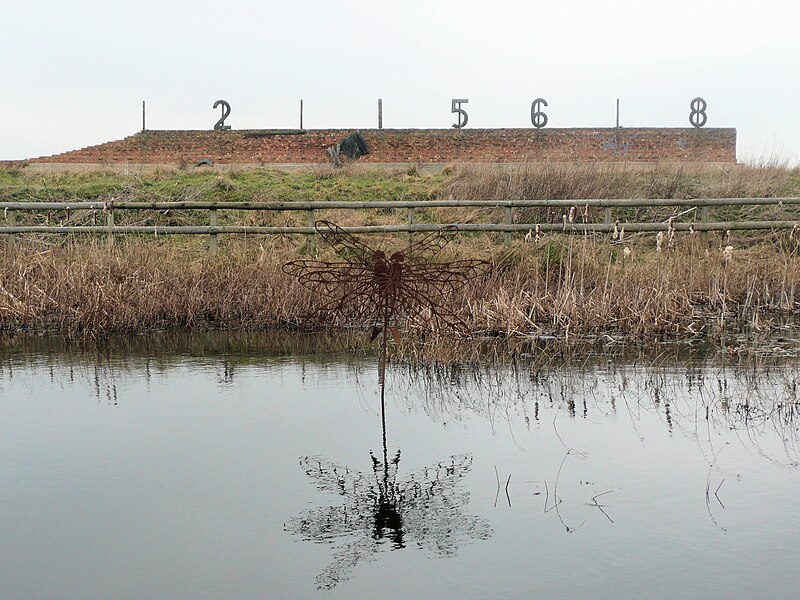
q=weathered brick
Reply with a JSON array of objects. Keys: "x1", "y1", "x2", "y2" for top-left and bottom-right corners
[{"x1": 6, "y1": 127, "x2": 736, "y2": 167}]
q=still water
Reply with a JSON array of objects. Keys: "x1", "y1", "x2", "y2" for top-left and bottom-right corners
[{"x1": 1, "y1": 335, "x2": 799, "y2": 599}]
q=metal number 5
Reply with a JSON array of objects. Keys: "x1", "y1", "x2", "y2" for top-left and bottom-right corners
[
  {"x1": 451, "y1": 99, "x2": 469, "y2": 129},
  {"x1": 213, "y1": 100, "x2": 231, "y2": 130}
]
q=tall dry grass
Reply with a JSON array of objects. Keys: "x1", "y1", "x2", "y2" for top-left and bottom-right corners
[
  {"x1": 442, "y1": 162, "x2": 798, "y2": 201},
  {"x1": 463, "y1": 234, "x2": 799, "y2": 340},
  {"x1": 436, "y1": 163, "x2": 800, "y2": 228},
  {"x1": 0, "y1": 237, "x2": 311, "y2": 336},
  {"x1": 1, "y1": 228, "x2": 797, "y2": 342}
]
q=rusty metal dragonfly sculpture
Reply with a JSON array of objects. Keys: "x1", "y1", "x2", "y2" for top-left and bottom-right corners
[{"x1": 282, "y1": 220, "x2": 491, "y2": 343}]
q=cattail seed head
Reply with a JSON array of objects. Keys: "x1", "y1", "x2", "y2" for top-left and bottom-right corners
[{"x1": 722, "y1": 245, "x2": 734, "y2": 262}]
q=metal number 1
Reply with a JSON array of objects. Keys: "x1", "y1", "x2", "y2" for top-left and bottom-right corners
[
  {"x1": 213, "y1": 100, "x2": 231, "y2": 130},
  {"x1": 451, "y1": 99, "x2": 469, "y2": 129}
]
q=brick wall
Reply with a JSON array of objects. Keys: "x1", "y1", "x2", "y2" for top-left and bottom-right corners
[
  {"x1": 0, "y1": 160, "x2": 28, "y2": 169},
  {"x1": 17, "y1": 128, "x2": 736, "y2": 166}
]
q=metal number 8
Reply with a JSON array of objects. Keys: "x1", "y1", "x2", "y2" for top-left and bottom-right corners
[{"x1": 689, "y1": 97, "x2": 707, "y2": 128}]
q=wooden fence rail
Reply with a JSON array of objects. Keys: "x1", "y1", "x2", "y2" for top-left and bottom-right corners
[
  {"x1": 1, "y1": 198, "x2": 799, "y2": 249},
  {"x1": 2, "y1": 197, "x2": 800, "y2": 210}
]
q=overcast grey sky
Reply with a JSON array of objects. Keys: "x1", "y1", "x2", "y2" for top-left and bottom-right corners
[{"x1": 3, "y1": 0, "x2": 799, "y2": 163}]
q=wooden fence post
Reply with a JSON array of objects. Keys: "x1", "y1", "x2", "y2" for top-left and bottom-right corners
[
  {"x1": 504, "y1": 205, "x2": 513, "y2": 248},
  {"x1": 106, "y1": 206, "x2": 114, "y2": 247},
  {"x1": 306, "y1": 208, "x2": 315, "y2": 255},
  {"x1": 700, "y1": 205, "x2": 710, "y2": 240},
  {"x1": 407, "y1": 207, "x2": 415, "y2": 251},
  {"x1": 209, "y1": 208, "x2": 218, "y2": 253},
  {"x1": 6, "y1": 209, "x2": 15, "y2": 249}
]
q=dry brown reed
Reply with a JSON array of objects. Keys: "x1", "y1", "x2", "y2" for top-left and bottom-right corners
[
  {"x1": 0, "y1": 236, "x2": 311, "y2": 336},
  {"x1": 439, "y1": 163, "x2": 800, "y2": 226},
  {"x1": 1, "y1": 226, "x2": 797, "y2": 344}
]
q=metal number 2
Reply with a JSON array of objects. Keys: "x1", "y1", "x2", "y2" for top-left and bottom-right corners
[
  {"x1": 213, "y1": 100, "x2": 231, "y2": 130},
  {"x1": 689, "y1": 97, "x2": 707, "y2": 128},
  {"x1": 451, "y1": 99, "x2": 469, "y2": 129}
]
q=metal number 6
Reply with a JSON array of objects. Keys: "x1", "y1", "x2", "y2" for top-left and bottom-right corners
[
  {"x1": 213, "y1": 100, "x2": 231, "y2": 130},
  {"x1": 530, "y1": 98, "x2": 548, "y2": 129}
]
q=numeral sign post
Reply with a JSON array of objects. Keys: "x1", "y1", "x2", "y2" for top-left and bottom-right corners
[
  {"x1": 213, "y1": 100, "x2": 232, "y2": 130},
  {"x1": 531, "y1": 98, "x2": 548, "y2": 128},
  {"x1": 203, "y1": 96, "x2": 714, "y2": 131},
  {"x1": 451, "y1": 99, "x2": 469, "y2": 129},
  {"x1": 689, "y1": 97, "x2": 707, "y2": 128}
]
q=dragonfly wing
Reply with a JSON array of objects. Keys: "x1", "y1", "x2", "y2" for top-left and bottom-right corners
[
  {"x1": 284, "y1": 260, "x2": 384, "y2": 325},
  {"x1": 402, "y1": 288, "x2": 471, "y2": 332},
  {"x1": 402, "y1": 260, "x2": 492, "y2": 296},
  {"x1": 284, "y1": 503, "x2": 373, "y2": 543},
  {"x1": 395, "y1": 454, "x2": 475, "y2": 507},
  {"x1": 315, "y1": 220, "x2": 376, "y2": 264},
  {"x1": 299, "y1": 456, "x2": 374, "y2": 496},
  {"x1": 316, "y1": 537, "x2": 381, "y2": 590},
  {"x1": 390, "y1": 261, "x2": 491, "y2": 332},
  {"x1": 283, "y1": 261, "x2": 372, "y2": 294},
  {"x1": 401, "y1": 226, "x2": 459, "y2": 261}
]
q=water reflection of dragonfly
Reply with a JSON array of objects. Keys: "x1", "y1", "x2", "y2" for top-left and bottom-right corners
[
  {"x1": 285, "y1": 450, "x2": 491, "y2": 589},
  {"x1": 283, "y1": 222, "x2": 492, "y2": 588}
]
